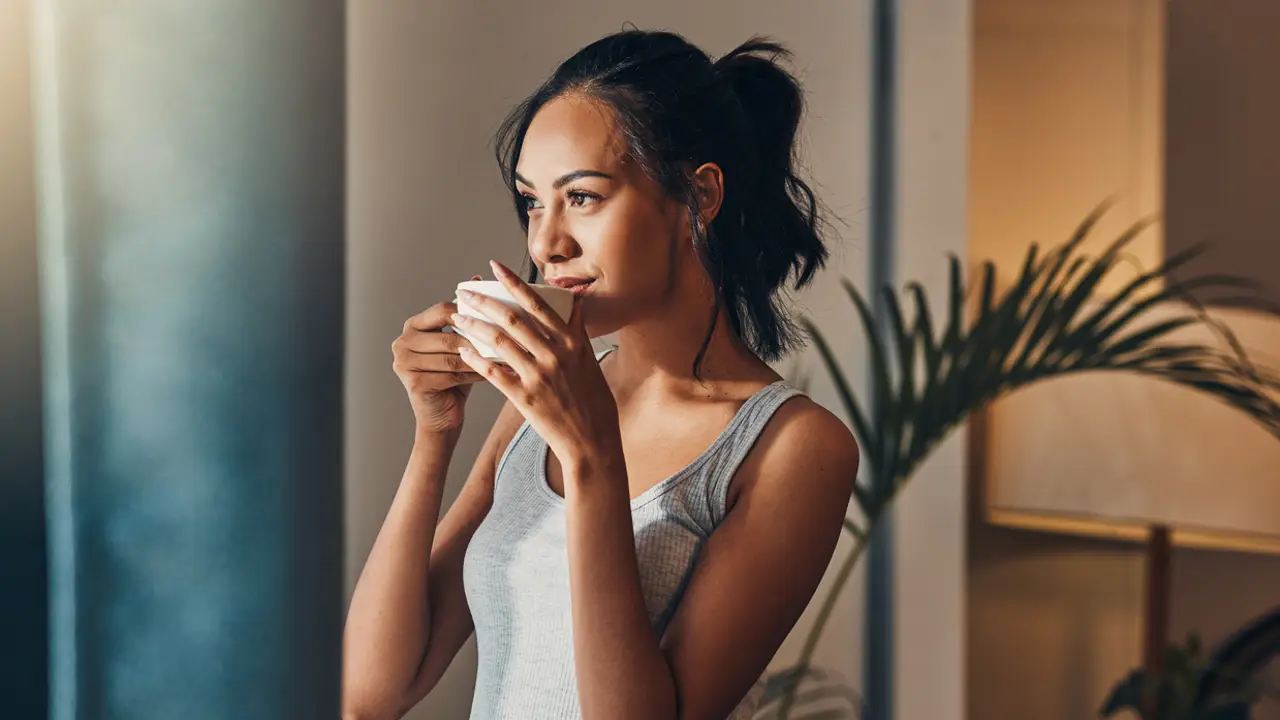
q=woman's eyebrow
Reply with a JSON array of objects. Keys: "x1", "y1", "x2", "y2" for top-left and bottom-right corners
[{"x1": 514, "y1": 169, "x2": 613, "y2": 190}]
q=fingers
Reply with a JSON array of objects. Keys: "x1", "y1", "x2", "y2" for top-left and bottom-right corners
[
  {"x1": 393, "y1": 355, "x2": 486, "y2": 386},
  {"x1": 456, "y1": 289, "x2": 545, "y2": 350},
  {"x1": 444, "y1": 371, "x2": 487, "y2": 385},
  {"x1": 490, "y1": 260, "x2": 569, "y2": 336},
  {"x1": 458, "y1": 347, "x2": 519, "y2": 395},
  {"x1": 454, "y1": 288, "x2": 549, "y2": 362},
  {"x1": 402, "y1": 273, "x2": 484, "y2": 332},
  {"x1": 449, "y1": 308, "x2": 540, "y2": 377},
  {"x1": 392, "y1": 343, "x2": 477, "y2": 374},
  {"x1": 397, "y1": 327, "x2": 474, "y2": 354},
  {"x1": 404, "y1": 302, "x2": 459, "y2": 333}
]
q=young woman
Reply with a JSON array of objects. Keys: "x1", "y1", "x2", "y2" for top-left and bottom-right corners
[{"x1": 343, "y1": 29, "x2": 860, "y2": 720}]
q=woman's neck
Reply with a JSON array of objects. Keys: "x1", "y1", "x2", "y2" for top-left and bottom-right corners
[{"x1": 605, "y1": 302, "x2": 779, "y2": 403}]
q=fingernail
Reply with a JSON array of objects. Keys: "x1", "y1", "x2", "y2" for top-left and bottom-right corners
[
  {"x1": 471, "y1": 274, "x2": 482, "y2": 281},
  {"x1": 450, "y1": 313, "x2": 467, "y2": 324},
  {"x1": 456, "y1": 288, "x2": 474, "y2": 298},
  {"x1": 458, "y1": 346, "x2": 473, "y2": 356},
  {"x1": 489, "y1": 259, "x2": 507, "y2": 278}
]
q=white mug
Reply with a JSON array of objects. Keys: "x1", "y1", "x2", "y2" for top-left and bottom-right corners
[{"x1": 449, "y1": 280, "x2": 575, "y2": 361}]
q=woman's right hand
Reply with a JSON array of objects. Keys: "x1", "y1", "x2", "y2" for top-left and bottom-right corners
[{"x1": 393, "y1": 298, "x2": 487, "y2": 435}]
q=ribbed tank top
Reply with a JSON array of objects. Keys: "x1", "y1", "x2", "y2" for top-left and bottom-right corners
[{"x1": 461, "y1": 348, "x2": 806, "y2": 719}]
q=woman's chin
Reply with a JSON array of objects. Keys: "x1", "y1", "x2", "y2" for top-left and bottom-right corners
[{"x1": 580, "y1": 303, "x2": 623, "y2": 341}]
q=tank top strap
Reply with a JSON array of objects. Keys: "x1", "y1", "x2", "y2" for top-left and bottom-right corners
[
  {"x1": 701, "y1": 381, "x2": 807, "y2": 527},
  {"x1": 492, "y1": 344, "x2": 616, "y2": 498}
]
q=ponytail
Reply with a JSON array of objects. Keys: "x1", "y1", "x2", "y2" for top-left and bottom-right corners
[
  {"x1": 710, "y1": 37, "x2": 829, "y2": 360},
  {"x1": 494, "y1": 30, "x2": 835, "y2": 373}
]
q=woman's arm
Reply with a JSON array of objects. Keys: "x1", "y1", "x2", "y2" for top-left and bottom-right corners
[
  {"x1": 563, "y1": 397, "x2": 858, "y2": 720},
  {"x1": 342, "y1": 400, "x2": 525, "y2": 720}
]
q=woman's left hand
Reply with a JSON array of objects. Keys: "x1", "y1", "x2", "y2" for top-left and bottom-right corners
[{"x1": 453, "y1": 260, "x2": 623, "y2": 471}]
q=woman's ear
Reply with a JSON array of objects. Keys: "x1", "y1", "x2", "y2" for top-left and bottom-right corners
[{"x1": 692, "y1": 162, "x2": 724, "y2": 226}]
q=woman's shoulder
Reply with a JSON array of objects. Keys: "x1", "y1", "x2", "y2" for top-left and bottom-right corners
[
  {"x1": 731, "y1": 393, "x2": 860, "y2": 505},
  {"x1": 758, "y1": 395, "x2": 858, "y2": 468}
]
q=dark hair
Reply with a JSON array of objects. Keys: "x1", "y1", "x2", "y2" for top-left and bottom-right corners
[{"x1": 493, "y1": 29, "x2": 832, "y2": 374}]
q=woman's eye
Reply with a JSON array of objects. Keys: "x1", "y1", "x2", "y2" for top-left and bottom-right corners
[
  {"x1": 567, "y1": 191, "x2": 598, "y2": 207},
  {"x1": 522, "y1": 191, "x2": 598, "y2": 212}
]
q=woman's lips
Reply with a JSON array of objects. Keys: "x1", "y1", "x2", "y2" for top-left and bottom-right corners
[{"x1": 546, "y1": 276, "x2": 596, "y2": 295}]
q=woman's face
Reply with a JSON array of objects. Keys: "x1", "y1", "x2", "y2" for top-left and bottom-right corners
[{"x1": 515, "y1": 94, "x2": 701, "y2": 339}]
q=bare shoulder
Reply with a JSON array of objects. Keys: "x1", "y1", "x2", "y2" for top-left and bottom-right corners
[
  {"x1": 755, "y1": 395, "x2": 860, "y2": 479},
  {"x1": 656, "y1": 393, "x2": 860, "y2": 718},
  {"x1": 730, "y1": 394, "x2": 860, "y2": 508}
]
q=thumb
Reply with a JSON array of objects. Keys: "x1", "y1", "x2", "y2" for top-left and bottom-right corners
[{"x1": 470, "y1": 274, "x2": 482, "y2": 281}]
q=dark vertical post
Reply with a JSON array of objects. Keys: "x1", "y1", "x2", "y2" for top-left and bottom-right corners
[
  {"x1": 31, "y1": 2, "x2": 346, "y2": 718},
  {"x1": 1144, "y1": 525, "x2": 1173, "y2": 674},
  {"x1": 865, "y1": 0, "x2": 899, "y2": 718}
]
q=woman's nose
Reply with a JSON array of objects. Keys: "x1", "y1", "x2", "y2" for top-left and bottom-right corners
[{"x1": 528, "y1": 214, "x2": 579, "y2": 265}]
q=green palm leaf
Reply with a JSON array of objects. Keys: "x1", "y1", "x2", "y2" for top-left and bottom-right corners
[
  {"x1": 754, "y1": 665, "x2": 863, "y2": 719},
  {"x1": 771, "y1": 208, "x2": 1280, "y2": 718}
]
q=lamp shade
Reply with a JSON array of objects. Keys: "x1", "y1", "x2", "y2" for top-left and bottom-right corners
[{"x1": 984, "y1": 305, "x2": 1280, "y2": 554}]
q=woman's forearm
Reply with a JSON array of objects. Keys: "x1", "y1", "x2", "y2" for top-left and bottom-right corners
[
  {"x1": 563, "y1": 452, "x2": 679, "y2": 720},
  {"x1": 342, "y1": 428, "x2": 459, "y2": 717}
]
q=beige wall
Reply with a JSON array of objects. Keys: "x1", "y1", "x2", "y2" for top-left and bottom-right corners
[
  {"x1": 346, "y1": 4, "x2": 874, "y2": 718},
  {"x1": 893, "y1": 1, "x2": 972, "y2": 718},
  {"x1": 969, "y1": 0, "x2": 1165, "y2": 289},
  {"x1": 968, "y1": 1, "x2": 1280, "y2": 719}
]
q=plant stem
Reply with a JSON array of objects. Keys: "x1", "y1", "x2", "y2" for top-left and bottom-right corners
[
  {"x1": 777, "y1": 533, "x2": 870, "y2": 719},
  {"x1": 774, "y1": 466, "x2": 924, "y2": 719}
]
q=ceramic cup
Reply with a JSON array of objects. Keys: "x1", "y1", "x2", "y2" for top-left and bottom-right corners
[{"x1": 449, "y1": 280, "x2": 575, "y2": 361}]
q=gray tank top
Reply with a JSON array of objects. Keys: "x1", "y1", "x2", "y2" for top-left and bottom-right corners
[
  {"x1": 461, "y1": 348, "x2": 806, "y2": 719},
  {"x1": 458, "y1": 345, "x2": 798, "y2": 712}
]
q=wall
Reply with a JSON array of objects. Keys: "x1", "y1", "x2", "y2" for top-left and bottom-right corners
[
  {"x1": 968, "y1": 1, "x2": 1280, "y2": 719},
  {"x1": 1165, "y1": 3, "x2": 1280, "y2": 716},
  {"x1": 968, "y1": 3, "x2": 1162, "y2": 715},
  {"x1": 1165, "y1": 0, "x2": 1280, "y2": 305},
  {"x1": 0, "y1": 1, "x2": 48, "y2": 717},
  {"x1": 346, "y1": 4, "x2": 874, "y2": 718},
  {"x1": 969, "y1": 0, "x2": 1165, "y2": 287},
  {"x1": 893, "y1": 1, "x2": 971, "y2": 718}
]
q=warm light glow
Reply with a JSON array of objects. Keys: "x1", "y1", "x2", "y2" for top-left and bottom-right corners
[{"x1": 984, "y1": 304, "x2": 1280, "y2": 554}]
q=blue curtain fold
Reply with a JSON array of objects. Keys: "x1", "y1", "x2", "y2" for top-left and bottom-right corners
[{"x1": 32, "y1": 3, "x2": 346, "y2": 718}]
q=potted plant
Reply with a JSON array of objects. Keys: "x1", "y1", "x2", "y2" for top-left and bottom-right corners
[
  {"x1": 754, "y1": 208, "x2": 1280, "y2": 719},
  {"x1": 1100, "y1": 606, "x2": 1280, "y2": 720}
]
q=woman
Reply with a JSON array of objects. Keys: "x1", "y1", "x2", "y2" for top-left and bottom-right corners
[{"x1": 343, "y1": 29, "x2": 860, "y2": 720}]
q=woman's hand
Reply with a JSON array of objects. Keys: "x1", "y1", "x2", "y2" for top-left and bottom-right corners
[
  {"x1": 392, "y1": 277, "x2": 487, "y2": 435},
  {"x1": 453, "y1": 260, "x2": 622, "y2": 470}
]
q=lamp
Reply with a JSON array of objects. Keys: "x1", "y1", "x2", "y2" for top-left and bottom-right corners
[{"x1": 983, "y1": 304, "x2": 1280, "y2": 675}]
